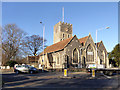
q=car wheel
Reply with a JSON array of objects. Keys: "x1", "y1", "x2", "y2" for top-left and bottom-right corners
[
  {"x1": 16, "y1": 70, "x2": 19, "y2": 74},
  {"x1": 30, "y1": 71, "x2": 33, "y2": 74}
]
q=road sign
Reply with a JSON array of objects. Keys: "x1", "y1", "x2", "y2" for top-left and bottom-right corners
[
  {"x1": 88, "y1": 64, "x2": 96, "y2": 68},
  {"x1": 64, "y1": 69, "x2": 67, "y2": 76}
]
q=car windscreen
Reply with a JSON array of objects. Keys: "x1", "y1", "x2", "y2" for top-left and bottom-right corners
[
  {"x1": 16, "y1": 65, "x2": 22, "y2": 68},
  {"x1": 22, "y1": 65, "x2": 29, "y2": 68},
  {"x1": 27, "y1": 65, "x2": 33, "y2": 68}
]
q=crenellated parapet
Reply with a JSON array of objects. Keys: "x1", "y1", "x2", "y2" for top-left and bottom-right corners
[{"x1": 53, "y1": 21, "x2": 73, "y2": 44}]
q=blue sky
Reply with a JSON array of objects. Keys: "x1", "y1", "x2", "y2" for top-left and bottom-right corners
[{"x1": 2, "y1": 2, "x2": 118, "y2": 52}]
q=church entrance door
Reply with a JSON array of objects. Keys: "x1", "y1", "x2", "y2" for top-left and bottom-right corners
[{"x1": 65, "y1": 55, "x2": 69, "y2": 68}]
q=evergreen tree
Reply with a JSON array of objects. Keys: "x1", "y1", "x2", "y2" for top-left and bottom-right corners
[{"x1": 108, "y1": 44, "x2": 120, "y2": 67}]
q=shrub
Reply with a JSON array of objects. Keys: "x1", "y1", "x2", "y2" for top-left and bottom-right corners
[{"x1": 6, "y1": 60, "x2": 18, "y2": 67}]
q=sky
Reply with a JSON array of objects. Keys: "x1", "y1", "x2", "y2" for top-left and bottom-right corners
[{"x1": 2, "y1": 2, "x2": 118, "y2": 52}]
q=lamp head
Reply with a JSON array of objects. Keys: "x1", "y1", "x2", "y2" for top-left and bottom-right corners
[{"x1": 106, "y1": 27, "x2": 110, "y2": 29}]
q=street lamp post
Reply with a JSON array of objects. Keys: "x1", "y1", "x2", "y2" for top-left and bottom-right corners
[
  {"x1": 40, "y1": 22, "x2": 45, "y2": 72},
  {"x1": 35, "y1": 53, "x2": 37, "y2": 68},
  {"x1": 96, "y1": 26, "x2": 110, "y2": 68}
]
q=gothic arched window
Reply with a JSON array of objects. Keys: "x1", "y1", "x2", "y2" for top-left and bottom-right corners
[
  {"x1": 68, "y1": 35, "x2": 69, "y2": 38},
  {"x1": 63, "y1": 34, "x2": 64, "y2": 38},
  {"x1": 73, "y1": 48, "x2": 78, "y2": 63},
  {"x1": 86, "y1": 44, "x2": 94, "y2": 62},
  {"x1": 103, "y1": 51, "x2": 105, "y2": 64},
  {"x1": 57, "y1": 56, "x2": 59, "y2": 64},
  {"x1": 100, "y1": 59, "x2": 102, "y2": 64}
]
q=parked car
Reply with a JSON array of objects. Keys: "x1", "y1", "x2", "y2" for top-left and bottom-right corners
[{"x1": 14, "y1": 65, "x2": 39, "y2": 74}]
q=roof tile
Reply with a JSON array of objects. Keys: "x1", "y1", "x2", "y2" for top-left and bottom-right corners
[
  {"x1": 79, "y1": 36, "x2": 88, "y2": 45},
  {"x1": 40, "y1": 36, "x2": 74, "y2": 55}
]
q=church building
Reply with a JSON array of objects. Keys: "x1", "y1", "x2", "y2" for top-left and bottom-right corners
[{"x1": 38, "y1": 21, "x2": 109, "y2": 69}]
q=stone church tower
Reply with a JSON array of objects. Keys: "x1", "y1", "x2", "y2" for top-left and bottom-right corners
[{"x1": 53, "y1": 21, "x2": 73, "y2": 44}]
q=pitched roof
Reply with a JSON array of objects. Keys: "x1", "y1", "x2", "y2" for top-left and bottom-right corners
[
  {"x1": 79, "y1": 36, "x2": 88, "y2": 45},
  {"x1": 95, "y1": 42, "x2": 101, "y2": 47},
  {"x1": 95, "y1": 41, "x2": 107, "y2": 52},
  {"x1": 40, "y1": 36, "x2": 74, "y2": 55}
]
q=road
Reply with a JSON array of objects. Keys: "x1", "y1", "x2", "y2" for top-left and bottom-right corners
[{"x1": 1, "y1": 71, "x2": 120, "y2": 89}]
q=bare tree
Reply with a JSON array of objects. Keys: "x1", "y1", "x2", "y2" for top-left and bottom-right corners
[
  {"x1": 2, "y1": 24, "x2": 27, "y2": 64},
  {"x1": 0, "y1": 26, "x2": 2, "y2": 66},
  {"x1": 22, "y1": 35, "x2": 47, "y2": 56}
]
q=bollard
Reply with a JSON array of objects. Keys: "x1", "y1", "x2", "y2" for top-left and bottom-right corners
[
  {"x1": 92, "y1": 69, "x2": 95, "y2": 77},
  {"x1": 64, "y1": 69, "x2": 67, "y2": 77}
]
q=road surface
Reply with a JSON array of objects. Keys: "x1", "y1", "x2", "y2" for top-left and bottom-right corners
[{"x1": 1, "y1": 71, "x2": 120, "y2": 89}]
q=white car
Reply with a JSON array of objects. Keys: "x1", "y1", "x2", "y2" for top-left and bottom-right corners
[{"x1": 14, "y1": 65, "x2": 38, "y2": 74}]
